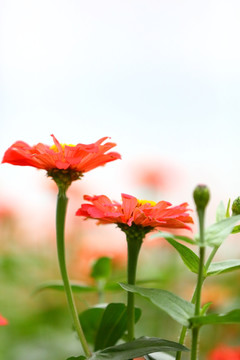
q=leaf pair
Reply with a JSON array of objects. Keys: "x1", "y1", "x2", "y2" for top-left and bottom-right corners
[
  {"x1": 165, "y1": 237, "x2": 240, "y2": 277},
  {"x1": 120, "y1": 284, "x2": 240, "y2": 330},
  {"x1": 80, "y1": 302, "x2": 141, "y2": 351},
  {"x1": 88, "y1": 336, "x2": 188, "y2": 360},
  {"x1": 66, "y1": 337, "x2": 187, "y2": 360}
]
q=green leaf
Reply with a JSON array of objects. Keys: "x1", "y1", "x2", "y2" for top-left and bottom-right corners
[
  {"x1": 207, "y1": 260, "x2": 240, "y2": 276},
  {"x1": 216, "y1": 201, "x2": 226, "y2": 222},
  {"x1": 104, "y1": 282, "x2": 122, "y2": 291},
  {"x1": 190, "y1": 309, "x2": 240, "y2": 327},
  {"x1": 79, "y1": 306, "x2": 106, "y2": 344},
  {"x1": 120, "y1": 283, "x2": 194, "y2": 327},
  {"x1": 226, "y1": 199, "x2": 231, "y2": 218},
  {"x1": 199, "y1": 215, "x2": 240, "y2": 247},
  {"x1": 232, "y1": 225, "x2": 240, "y2": 234},
  {"x1": 165, "y1": 237, "x2": 203, "y2": 275},
  {"x1": 200, "y1": 302, "x2": 212, "y2": 316},
  {"x1": 152, "y1": 232, "x2": 195, "y2": 245},
  {"x1": 66, "y1": 357, "x2": 86, "y2": 360},
  {"x1": 89, "y1": 336, "x2": 188, "y2": 360},
  {"x1": 91, "y1": 257, "x2": 112, "y2": 280},
  {"x1": 33, "y1": 281, "x2": 96, "y2": 294},
  {"x1": 145, "y1": 353, "x2": 175, "y2": 359},
  {"x1": 94, "y1": 303, "x2": 141, "y2": 350}
]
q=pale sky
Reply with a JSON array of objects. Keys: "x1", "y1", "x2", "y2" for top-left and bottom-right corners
[{"x1": 0, "y1": 0, "x2": 240, "y2": 221}]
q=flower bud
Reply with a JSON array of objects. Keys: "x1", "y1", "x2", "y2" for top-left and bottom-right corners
[
  {"x1": 232, "y1": 197, "x2": 240, "y2": 216},
  {"x1": 193, "y1": 184, "x2": 210, "y2": 211}
]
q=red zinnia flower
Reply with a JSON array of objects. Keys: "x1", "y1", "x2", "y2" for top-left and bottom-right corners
[
  {"x1": 0, "y1": 314, "x2": 8, "y2": 326},
  {"x1": 2, "y1": 135, "x2": 121, "y2": 172},
  {"x1": 76, "y1": 193, "x2": 193, "y2": 231}
]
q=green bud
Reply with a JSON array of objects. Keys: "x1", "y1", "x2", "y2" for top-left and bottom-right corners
[
  {"x1": 193, "y1": 184, "x2": 210, "y2": 211},
  {"x1": 232, "y1": 197, "x2": 240, "y2": 216}
]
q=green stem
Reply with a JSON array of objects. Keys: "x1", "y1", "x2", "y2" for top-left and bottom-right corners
[
  {"x1": 56, "y1": 187, "x2": 91, "y2": 358},
  {"x1": 175, "y1": 245, "x2": 219, "y2": 360},
  {"x1": 176, "y1": 213, "x2": 220, "y2": 360},
  {"x1": 191, "y1": 328, "x2": 200, "y2": 360},
  {"x1": 126, "y1": 235, "x2": 143, "y2": 342},
  {"x1": 191, "y1": 209, "x2": 205, "y2": 360}
]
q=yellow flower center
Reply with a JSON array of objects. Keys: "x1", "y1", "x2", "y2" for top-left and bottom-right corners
[
  {"x1": 138, "y1": 199, "x2": 156, "y2": 207},
  {"x1": 50, "y1": 144, "x2": 75, "y2": 152}
]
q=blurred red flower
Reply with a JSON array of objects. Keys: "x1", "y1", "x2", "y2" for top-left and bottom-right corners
[
  {"x1": 208, "y1": 345, "x2": 240, "y2": 360},
  {"x1": 0, "y1": 314, "x2": 8, "y2": 326},
  {"x1": 2, "y1": 135, "x2": 121, "y2": 172},
  {"x1": 76, "y1": 193, "x2": 193, "y2": 231}
]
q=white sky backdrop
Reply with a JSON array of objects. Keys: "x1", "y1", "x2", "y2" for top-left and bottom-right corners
[{"x1": 0, "y1": 0, "x2": 240, "y2": 224}]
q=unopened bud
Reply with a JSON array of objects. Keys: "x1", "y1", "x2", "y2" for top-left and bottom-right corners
[
  {"x1": 232, "y1": 197, "x2": 240, "y2": 216},
  {"x1": 193, "y1": 184, "x2": 210, "y2": 211}
]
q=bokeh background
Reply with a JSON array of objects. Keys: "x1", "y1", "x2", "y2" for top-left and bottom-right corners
[{"x1": 1, "y1": 1, "x2": 240, "y2": 359}]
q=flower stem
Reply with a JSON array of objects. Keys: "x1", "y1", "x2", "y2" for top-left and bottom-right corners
[
  {"x1": 126, "y1": 235, "x2": 143, "y2": 342},
  {"x1": 191, "y1": 208, "x2": 205, "y2": 360},
  {"x1": 56, "y1": 187, "x2": 91, "y2": 358},
  {"x1": 175, "y1": 245, "x2": 219, "y2": 360}
]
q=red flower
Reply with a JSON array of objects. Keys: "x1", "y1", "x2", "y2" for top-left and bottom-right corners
[
  {"x1": 76, "y1": 193, "x2": 193, "y2": 231},
  {"x1": 2, "y1": 135, "x2": 121, "y2": 172},
  {"x1": 208, "y1": 345, "x2": 240, "y2": 360},
  {"x1": 0, "y1": 314, "x2": 8, "y2": 326}
]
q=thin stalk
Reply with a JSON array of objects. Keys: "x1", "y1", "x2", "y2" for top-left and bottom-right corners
[
  {"x1": 191, "y1": 209, "x2": 205, "y2": 360},
  {"x1": 56, "y1": 187, "x2": 91, "y2": 358},
  {"x1": 175, "y1": 245, "x2": 219, "y2": 360},
  {"x1": 126, "y1": 236, "x2": 143, "y2": 342}
]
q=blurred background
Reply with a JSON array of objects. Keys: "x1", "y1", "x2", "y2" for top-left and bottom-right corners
[{"x1": 1, "y1": 1, "x2": 240, "y2": 359}]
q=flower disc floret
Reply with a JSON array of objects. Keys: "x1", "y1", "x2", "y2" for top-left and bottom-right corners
[{"x1": 76, "y1": 193, "x2": 193, "y2": 232}]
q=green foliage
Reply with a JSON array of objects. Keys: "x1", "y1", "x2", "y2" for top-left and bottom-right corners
[
  {"x1": 91, "y1": 257, "x2": 112, "y2": 280},
  {"x1": 120, "y1": 283, "x2": 194, "y2": 327},
  {"x1": 88, "y1": 336, "x2": 188, "y2": 360},
  {"x1": 231, "y1": 225, "x2": 240, "y2": 234},
  {"x1": 153, "y1": 231, "x2": 195, "y2": 245},
  {"x1": 79, "y1": 306, "x2": 106, "y2": 344},
  {"x1": 215, "y1": 201, "x2": 227, "y2": 222},
  {"x1": 94, "y1": 303, "x2": 141, "y2": 350},
  {"x1": 195, "y1": 215, "x2": 240, "y2": 247},
  {"x1": 34, "y1": 281, "x2": 96, "y2": 294},
  {"x1": 200, "y1": 302, "x2": 212, "y2": 316},
  {"x1": 66, "y1": 357, "x2": 86, "y2": 360},
  {"x1": 207, "y1": 260, "x2": 240, "y2": 276},
  {"x1": 164, "y1": 237, "x2": 204, "y2": 275},
  {"x1": 226, "y1": 198, "x2": 231, "y2": 217},
  {"x1": 189, "y1": 309, "x2": 240, "y2": 327},
  {"x1": 80, "y1": 303, "x2": 141, "y2": 350}
]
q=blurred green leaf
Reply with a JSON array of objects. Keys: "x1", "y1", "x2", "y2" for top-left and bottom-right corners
[
  {"x1": 89, "y1": 337, "x2": 188, "y2": 360},
  {"x1": 196, "y1": 215, "x2": 240, "y2": 247},
  {"x1": 33, "y1": 281, "x2": 96, "y2": 294},
  {"x1": 207, "y1": 260, "x2": 240, "y2": 276},
  {"x1": 95, "y1": 303, "x2": 141, "y2": 350},
  {"x1": 190, "y1": 309, "x2": 240, "y2": 327},
  {"x1": 91, "y1": 257, "x2": 112, "y2": 280},
  {"x1": 226, "y1": 198, "x2": 231, "y2": 218},
  {"x1": 66, "y1": 357, "x2": 86, "y2": 360},
  {"x1": 231, "y1": 225, "x2": 240, "y2": 234},
  {"x1": 79, "y1": 306, "x2": 106, "y2": 344},
  {"x1": 165, "y1": 237, "x2": 204, "y2": 275},
  {"x1": 216, "y1": 201, "x2": 226, "y2": 222},
  {"x1": 152, "y1": 232, "x2": 195, "y2": 245},
  {"x1": 120, "y1": 283, "x2": 194, "y2": 327},
  {"x1": 200, "y1": 302, "x2": 212, "y2": 316}
]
